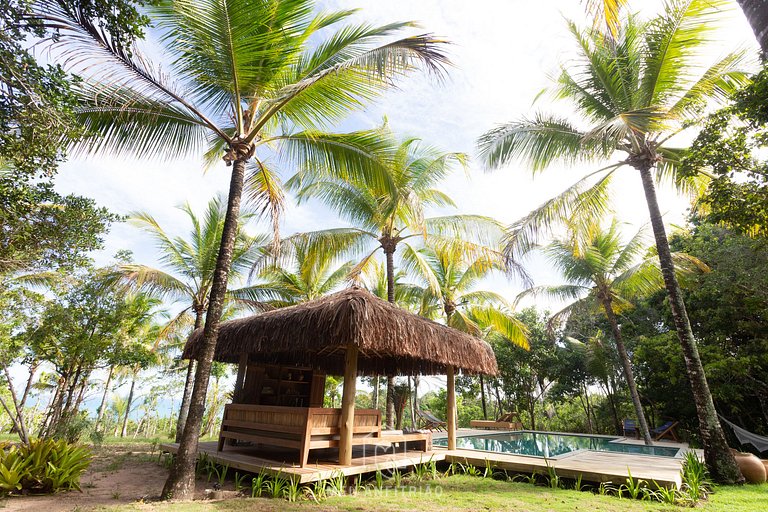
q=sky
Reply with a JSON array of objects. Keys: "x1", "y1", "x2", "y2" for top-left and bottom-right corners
[{"x1": 44, "y1": 0, "x2": 759, "y2": 406}]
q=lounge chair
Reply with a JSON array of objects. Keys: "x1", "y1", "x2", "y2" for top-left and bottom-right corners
[
  {"x1": 470, "y1": 412, "x2": 524, "y2": 430},
  {"x1": 416, "y1": 409, "x2": 447, "y2": 431},
  {"x1": 652, "y1": 420, "x2": 680, "y2": 442},
  {"x1": 623, "y1": 418, "x2": 639, "y2": 438}
]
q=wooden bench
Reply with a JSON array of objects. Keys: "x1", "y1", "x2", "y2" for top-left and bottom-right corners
[{"x1": 217, "y1": 404, "x2": 430, "y2": 467}]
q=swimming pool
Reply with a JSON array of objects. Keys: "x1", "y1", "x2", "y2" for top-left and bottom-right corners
[{"x1": 433, "y1": 431, "x2": 681, "y2": 458}]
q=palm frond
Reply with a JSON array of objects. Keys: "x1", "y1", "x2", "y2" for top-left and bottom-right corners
[
  {"x1": 467, "y1": 306, "x2": 530, "y2": 350},
  {"x1": 478, "y1": 113, "x2": 601, "y2": 171},
  {"x1": 503, "y1": 168, "x2": 617, "y2": 262}
]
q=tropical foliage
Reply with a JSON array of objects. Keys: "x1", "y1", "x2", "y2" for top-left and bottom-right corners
[
  {"x1": 478, "y1": 0, "x2": 749, "y2": 483},
  {"x1": 4, "y1": 0, "x2": 768, "y2": 503}
]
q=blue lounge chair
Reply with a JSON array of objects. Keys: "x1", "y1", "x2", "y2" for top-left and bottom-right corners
[
  {"x1": 652, "y1": 421, "x2": 680, "y2": 442},
  {"x1": 623, "y1": 418, "x2": 639, "y2": 438}
]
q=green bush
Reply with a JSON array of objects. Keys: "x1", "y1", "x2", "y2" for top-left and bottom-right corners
[{"x1": 0, "y1": 438, "x2": 91, "y2": 496}]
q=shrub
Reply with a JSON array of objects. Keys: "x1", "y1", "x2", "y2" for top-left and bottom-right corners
[{"x1": 0, "y1": 438, "x2": 91, "y2": 496}]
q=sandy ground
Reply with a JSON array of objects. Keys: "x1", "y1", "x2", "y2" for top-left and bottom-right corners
[{"x1": 0, "y1": 444, "x2": 236, "y2": 511}]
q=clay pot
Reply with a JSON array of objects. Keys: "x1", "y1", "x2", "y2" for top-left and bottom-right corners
[
  {"x1": 762, "y1": 459, "x2": 768, "y2": 476},
  {"x1": 731, "y1": 450, "x2": 766, "y2": 484}
]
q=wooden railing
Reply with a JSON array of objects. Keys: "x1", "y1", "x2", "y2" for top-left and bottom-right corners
[{"x1": 217, "y1": 404, "x2": 383, "y2": 467}]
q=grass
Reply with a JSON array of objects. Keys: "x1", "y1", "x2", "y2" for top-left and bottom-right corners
[{"x1": 97, "y1": 475, "x2": 767, "y2": 512}]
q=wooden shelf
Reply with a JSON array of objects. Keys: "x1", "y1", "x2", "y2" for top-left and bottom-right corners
[{"x1": 239, "y1": 363, "x2": 324, "y2": 407}]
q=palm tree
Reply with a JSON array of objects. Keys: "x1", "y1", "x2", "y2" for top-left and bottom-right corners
[
  {"x1": 247, "y1": 233, "x2": 356, "y2": 306},
  {"x1": 41, "y1": 0, "x2": 448, "y2": 497},
  {"x1": 116, "y1": 196, "x2": 267, "y2": 442},
  {"x1": 478, "y1": 0, "x2": 747, "y2": 482},
  {"x1": 521, "y1": 220, "x2": 704, "y2": 444},
  {"x1": 404, "y1": 242, "x2": 530, "y2": 420},
  {"x1": 288, "y1": 129, "x2": 501, "y2": 427},
  {"x1": 356, "y1": 260, "x2": 430, "y2": 412}
]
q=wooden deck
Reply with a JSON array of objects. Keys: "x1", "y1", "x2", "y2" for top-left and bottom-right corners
[
  {"x1": 161, "y1": 440, "x2": 683, "y2": 487},
  {"x1": 441, "y1": 448, "x2": 682, "y2": 487},
  {"x1": 161, "y1": 441, "x2": 443, "y2": 483}
]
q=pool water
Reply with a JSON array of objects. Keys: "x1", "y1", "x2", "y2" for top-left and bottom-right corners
[{"x1": 433, "y1": 431, "x2": 681, "y2": 458}]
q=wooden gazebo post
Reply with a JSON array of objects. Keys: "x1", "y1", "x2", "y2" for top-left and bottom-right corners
[
  {"x1": 446, "y1": 365, "x2": 456, "y2": 450},
  {"x1": 339, "y1": 344, "x2": 359, "y2": 465}
]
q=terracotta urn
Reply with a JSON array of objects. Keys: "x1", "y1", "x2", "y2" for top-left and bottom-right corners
[{"x1": 731, "y1": 450, "x2": 766, "y2": 483}]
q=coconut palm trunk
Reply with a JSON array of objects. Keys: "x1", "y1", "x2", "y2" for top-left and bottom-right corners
[
  {"x1": 121, "y1": 370, "x2": 137, "y2": 438},
  {"x1": 384, "y1": 245, "x2": 397, "y2": 429},
  {"x1": 480, "y1": 375, "x2": 488, "y2": 420},
  {"x1": 162, "y1": 157, "x2": 246, "y2": 499},
  {"x1": 95, "y1": 366, "x2": 114, "y2": 431},
  {"x1": 175, "y1": 310, "x2": 203, "y2": 442},
  {"x1": 638, "y1": 165, "x2": 741, "y2": 483},
  {"x1": 735, "y1": 0, "x2": 768, "y2": 53},
  {"x1": 600, "y1": 296, "x2": 653, "y2": 445}
]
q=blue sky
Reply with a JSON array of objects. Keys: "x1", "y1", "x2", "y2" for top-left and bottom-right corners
[{"x1": 42, "y1": 0, "x2": 758, "y2": 410}]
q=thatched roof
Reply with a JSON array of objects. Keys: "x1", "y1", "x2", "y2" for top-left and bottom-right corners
[{"x1": 182, "y1": 287, "x2": 497, "y2": 376}]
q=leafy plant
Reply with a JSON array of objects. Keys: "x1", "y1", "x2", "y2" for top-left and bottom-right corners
[
  {"x1": 195, "y1": 453, "x2": 210, "y2": 478},
  {"x1": 0, "y1": 439, "x2": 91, "y2": 495},
  {"x1": 545, "y1": 463, "x2": 561, "y2": 489},
  {"x1": 214, "y1": 464, "x2": 229, "y2": 487},
  {"x1": 391, "y1": 467, "x2": 403, "y2": 488},
  {"x1": 573, "y1": 473, "x2": 589, "y2": 492},
  {"x1": 234, "y1": 472, "x2": 248, "y2": 492},
  {"x1": 251, "y1": 472, "x2": 268, "y2": 498},
  {"x1": 460, "y1": 461, "x2": 482, "y2": 477},
  {"x1": 411, "y1": 462, "x2": 430, "y2": 482},
  {"x1": 597, "y1": 481, "x2": 616, "y2": 496},
  {"x1": 284, "y1": 477, "x2": 302, "y2": 502},
  {"x1": 308, "y1": 479, "x2": 327, "y2": 502},
  {"x1": 427, "y1": 457, "x2": 439, "y2": 480},
  {"x1": 327, "y1": 471, "x2": 346, "y2": 496},
  {"x1": 445, "y1": 461, "x2": 462, "y2": 477},
  {"x1": 263, "y1": 472, "x2": 289, "y2": 499},
  {"x1": 0, "y1": 450, "x2": 28, "y2": 494},
  {"x1": 512, "y1": 472, "x2": 539, "y2": 485},
  {"x1": 680, "y1": 450, "x2": 712, "y2": 502},
  {"x1": 650, "y1": 481, "x2": 682, "y2": 505},
  {"x1": 373, "y1": 469, "x2": 385, "y2": 490}
]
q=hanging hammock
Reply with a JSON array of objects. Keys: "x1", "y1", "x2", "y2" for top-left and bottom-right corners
[{"x1": 719, "y1": 415, "x2": 768, "y2": 454}]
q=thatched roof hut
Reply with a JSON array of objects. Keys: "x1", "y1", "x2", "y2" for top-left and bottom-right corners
[{"x1": 182, "y1": 287, "x2": 497, "y2": 376}]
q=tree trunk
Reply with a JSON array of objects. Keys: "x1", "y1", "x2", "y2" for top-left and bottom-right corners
[
  {"x1": 95, "y1": 366, "x2": 114, "y2": 431},
  {"x1": 638, "y1": 166, "x2": 742, "y2": 483},
  {"x1": 480, "y1": 375, "x2": 488, "y2": 420},
  {"x1": 385, "y1": 376, "x2": 395, "y2": 430},
  {"x1": 383, "y1": 246, "x2": 396, "y2": 429},
  {"x1": 581, "y1": 387, "x2": 594, "y2": 433},
  {"x1": 412, "y1": 375, "x2": 419, "y2": 427},
  {"x1": 384, "y1": 248, "x2": 395, "y2": 303},
  {"x1": 1, "y1": 366, "x2": 29, "y2": 444},
  {"x1": 176, "y1": 310, "x2": 203, "y2": 443},
  {"x1": 162, "y1": 157, "x2": 246, "y2": 500},
  {"x1": 175, "y1": 359, "x2": 197, "y2": 442},
  {"x1": 18, "y1": 361, "x2": 37, "y2": 414},
  {"x1": 604, "y1": 377, "x2": 623, "y2": 436},
  {"x1": 527, "y1": 396, "x2": 536, "y2": 431},
  {"x1": 121, "y1": 370, "x2": 137, "y2": 438},
  {"x1": 735, "y1": 0, "x2": 768, "y2": 53},
  {"x1": 372, "y1": 375, "x2": 379, "y2": 410},
  {"x1": 601, "y1": 296, "x2": 653, "y2": 444}
]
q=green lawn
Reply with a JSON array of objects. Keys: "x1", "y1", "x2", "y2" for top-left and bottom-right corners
[{"x1": 103, "y1": 475, "x2": 766, "y2": 512}]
